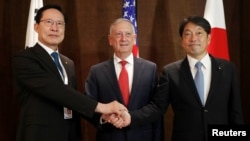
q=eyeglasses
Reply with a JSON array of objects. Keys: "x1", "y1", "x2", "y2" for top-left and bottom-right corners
[
  {"x1": 40, "y1": 19, "x2": 65, "y2": 28},
  {"x1": 112, "y1": 32, "x2": 134, "y2": 38}
]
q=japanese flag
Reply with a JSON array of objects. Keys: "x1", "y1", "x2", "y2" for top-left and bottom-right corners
[{"x1": 204, "y1": 0, "x2": 230, "y2": 60}]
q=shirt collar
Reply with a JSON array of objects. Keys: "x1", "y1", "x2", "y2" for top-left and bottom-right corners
[
  {"x1": 187, "y1": 53, "x2": 210, "y2": 69},
  {"x1": 38, "y1": 41, "x2": 59, "y2": 55},
  {"x1": 113, "y1": 53, "x2": 134, "y2": 65}
]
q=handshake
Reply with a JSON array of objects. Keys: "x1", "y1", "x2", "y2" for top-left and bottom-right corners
[{"x1": 95, "y1": 101, "x2": 131, "y2": 128}]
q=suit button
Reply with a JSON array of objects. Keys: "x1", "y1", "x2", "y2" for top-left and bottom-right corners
[{"x1": 204, "y1": 109, "x2": 208, "y2": 112}]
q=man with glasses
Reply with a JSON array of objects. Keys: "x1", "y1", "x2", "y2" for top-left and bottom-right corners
[
  {"x1": 85, "y1": 18, "x2": 164, "y2": 141},
  {"x1": 13, "y1": 5, "x2": 127, "y2": 141},
  {"x1": 106, "y1": 16, "x2": 244, "y2": 141}
]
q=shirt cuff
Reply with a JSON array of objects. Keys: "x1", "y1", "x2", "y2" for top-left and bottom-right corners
[{"x1": 100, "y1": 116, "x2": 107, "y2": 124}]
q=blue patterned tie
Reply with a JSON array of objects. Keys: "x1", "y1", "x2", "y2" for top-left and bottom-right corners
[
  {"x1": 194, "y1": 62, "x2": 204, "y2": 106},
  {"x1": 51, "y1": 52, "x2": 64, "y2": 77}
]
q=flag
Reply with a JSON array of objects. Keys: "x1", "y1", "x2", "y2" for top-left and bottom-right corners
[
  {"x1": 122, "y1": 0, "x2": 139, "y2": 57},
  {"x1": 204, "y1": 0, "x2": 230, "y2": 60},
  {"x1": 25, "y1": 0, "x2": 43, "y2": 48}
]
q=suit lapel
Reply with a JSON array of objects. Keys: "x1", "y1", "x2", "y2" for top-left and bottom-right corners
[
  {"x1": 128, "y1": 57, "x2": 144, "y2": 106},
  {"x1": 102, "y1": 59, "x2": 125, "y2": 103},
  {"x1": 60, "y1": 55, "x2": 72, "y2": 85},
  {"x1": 205, "y1": 56, "x2": 223, "y2": 106},
  {"x1": 60, "y1": 55, "x2": 70, "y2": 77},
  {"x1": 181, "y1": 58, "x2": 204, "y2": 106},
  {"x1": 182, "y1": 56, "x2": 223, "y2": 107},
  {"x1": 31, "y1": 44, "x2": 64, "y2": 81}
]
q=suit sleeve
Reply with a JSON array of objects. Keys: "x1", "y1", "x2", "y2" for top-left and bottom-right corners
[
  {"x1": 84, "y1": 66, "x2": 104, "y2": 128},
  {"x1": 13, "y1": 50, "x2": 98, "y2": 118},
  {"x1": 129, "y1": 67, "x2": 169, "y2": 127},
  {"x1": 229, "y1": 63, "x2": 244, "y2": 124}
]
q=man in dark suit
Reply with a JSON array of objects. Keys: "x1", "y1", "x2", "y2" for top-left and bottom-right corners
[
  {"x1": 108, "y1": 16, "x2": 244, "y2": 141},
  {"x1": 158, "y1": 16, "x2": 244, "y2": 141},
  {"x1": 85, "y1": 18, "x2": 163, "y2": 141},
  {"x1": 13, "y1": 5, "x2": 126, "y2": 141}
]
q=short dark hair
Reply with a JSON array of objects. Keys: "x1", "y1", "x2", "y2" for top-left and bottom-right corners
[
  {"x1": 179, "y1": 16, "x2": 211, "y2": 37},
  {"x1": 35, "y1": 5, "x2": 67, "y2": 24}
]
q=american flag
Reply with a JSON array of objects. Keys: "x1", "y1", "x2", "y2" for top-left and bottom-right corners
[{"x1": 122, "y1": 0, "x2": 139, "y2": 57}]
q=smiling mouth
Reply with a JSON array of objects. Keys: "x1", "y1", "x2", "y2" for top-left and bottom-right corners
[
  {"x1": 120, "y1": 43, "x2": 128, "y2": 47},
  {"x1": 189, "y1": 44, "x2": 200, "y2": 47},
  {"x1": 49, "y1": 35, "x2": 59, "y2": 38}
]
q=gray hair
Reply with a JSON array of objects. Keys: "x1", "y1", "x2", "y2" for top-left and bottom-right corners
[{"x1": 109, "y1": 18, "x2": 135, "y2": 34}]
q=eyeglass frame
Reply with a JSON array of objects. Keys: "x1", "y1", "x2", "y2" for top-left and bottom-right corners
[
  {"x1": 111, "y1": 31, "x2": 135, "y2": 39},
  {"x1": 39, "y1": 19, "x2": 66, "y2": 28}
]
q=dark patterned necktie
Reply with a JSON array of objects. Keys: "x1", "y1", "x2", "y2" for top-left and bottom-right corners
[{"x1": 51, "y1": 52, "x2": 64, "y2": 77}]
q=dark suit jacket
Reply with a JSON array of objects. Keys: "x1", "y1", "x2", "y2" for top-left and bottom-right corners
[
  {"x1": 160, "y1": 55, "x2": 244, "y2": 141},
  {"x1": 13, "y1": 44, "x2": 97, "y2": 141},
  {"x1": 85, "y1": 57, "x2": 163, "y2": 141}
]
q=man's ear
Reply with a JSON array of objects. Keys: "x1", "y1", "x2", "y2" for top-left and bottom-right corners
[
  {"x1": 207, "y1": 34, "x2": 211, "y2": 44},
  {"x1": 34, "y1": 23, "x2": 39, "y2": 33},
  {"x1": 108, "y1": 35, "x2": 112, "y2": 46}
]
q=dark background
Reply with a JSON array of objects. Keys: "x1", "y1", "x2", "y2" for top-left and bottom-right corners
[{"x1": 0, "y1": 0, "x2": 249, "y2": 141}]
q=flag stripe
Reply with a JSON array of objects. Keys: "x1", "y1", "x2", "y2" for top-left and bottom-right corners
[{"x1": 132, "y1": 44, "x2": 138, "y2": 57}]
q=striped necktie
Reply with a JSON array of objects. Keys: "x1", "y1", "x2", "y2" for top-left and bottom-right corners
[{"x1": 51, "y1": 52, "x2": 64, "y2": 77}]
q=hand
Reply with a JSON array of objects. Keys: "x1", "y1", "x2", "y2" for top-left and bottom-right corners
[
  {"x1": 102, "y1": 110, "x2": 131, "y2": 128},
  {"x1": 112, "y1": 111, "x2": 131, "y2": 128},
  {"x1": 95, "y1": 100, "x2": 127, "y2": 115}
]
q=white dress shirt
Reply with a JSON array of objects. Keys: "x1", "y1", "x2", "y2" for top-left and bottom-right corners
[
  {"x1": 38, "y1": 41, "x2": 72, "y2": 119},
  {"x1": 38, "y1": 41, "x2": 68, "y2": 83},
  {"x1": 113, "y1": 53, "x2": 134, "y2": 94},
  {"x1": 187, "y1": 53, "x2": 211, "y2": 104}
]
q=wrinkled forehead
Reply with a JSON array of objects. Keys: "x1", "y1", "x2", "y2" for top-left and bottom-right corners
[{"x1": 110, "y1": 20, "x2": 135, "y2": 34}]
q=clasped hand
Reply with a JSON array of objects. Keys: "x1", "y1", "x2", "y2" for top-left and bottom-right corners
[{"x1": 102, "y1": 110, "x2": 131, "y2": 128}]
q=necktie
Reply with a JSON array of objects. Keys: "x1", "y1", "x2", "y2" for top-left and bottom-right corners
[
  {"x1": 118, "y1": 61, "x2": 129, "y2": 105},
  {"x1": 194, "y1": 61, "x2": 204, "y2": 106},
  {"x1": 51, "y1": 52, "x2": 64, "y2": 77}
]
